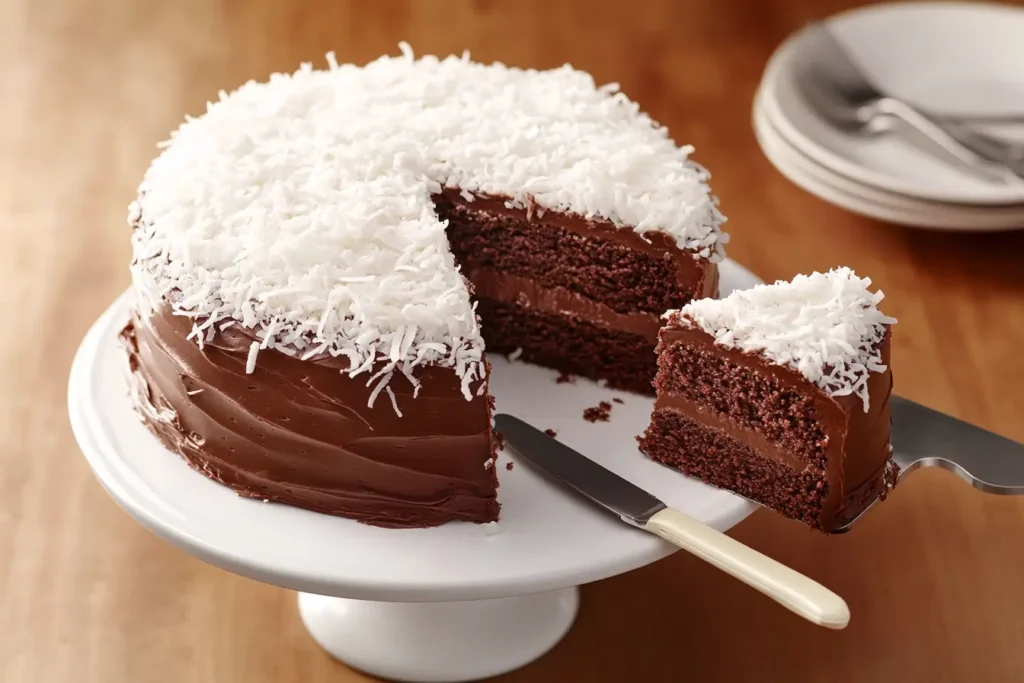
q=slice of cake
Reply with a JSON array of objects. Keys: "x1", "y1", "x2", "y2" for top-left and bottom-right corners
[
  {"x1": 638, "y1": 268, "x2": 897, "y2": 532},
  {"x1": 121, "y1": 45, "x2": 726, "y2": 528}
]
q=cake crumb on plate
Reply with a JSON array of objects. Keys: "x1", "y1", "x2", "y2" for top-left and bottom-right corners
[{"x1": 583, "y1": 401, "x2": 612, "y2": 423}]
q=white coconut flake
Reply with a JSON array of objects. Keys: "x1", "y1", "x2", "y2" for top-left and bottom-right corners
[
  {"x1": 507, "y1": 347, "x2": 523, "y2": 361},
  {"x1": 366, "y1": 371, "x2": 393, "y2": 409},
  {"x1": 129, "y1": 46, "x2": 726, "y2": 408},
  {"x1": 384, "y1": 385, "x2": 402, "y2": 417},
  {"x1": 245, "y1": 342, "x2": 259, "y2": 374},
  {"x1": 667, "y1": 267, "x2": 896, "y2": 411}
]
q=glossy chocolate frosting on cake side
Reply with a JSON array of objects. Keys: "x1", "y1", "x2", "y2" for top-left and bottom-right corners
[{"x1": 120, "y1": 307, "x2": 500, "y2": 528}]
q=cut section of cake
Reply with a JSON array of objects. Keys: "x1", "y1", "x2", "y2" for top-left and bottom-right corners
[
  {"x1": 638, "y1": 268, "x2": 897, "y2": 532},
  {"x1": 122, "y1": 46, "x2": 726, "y2": 528},
  {"x1": 439, "y1": 190, "x2": 718, "y2": 394}
]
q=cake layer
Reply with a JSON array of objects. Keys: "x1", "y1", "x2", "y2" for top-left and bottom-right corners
[
  {"x1": 120, "y1": 306, "x2": 500, "y2": 528},
  {"x1": 476, "y1": 298, "x2": 657, "y2": 395},
  {"x1": 640, "y1": 323, "x2": 894, "y2": 531},
  {"x1": 440, "y1": 190, "x2": 718, "y2": 316}
]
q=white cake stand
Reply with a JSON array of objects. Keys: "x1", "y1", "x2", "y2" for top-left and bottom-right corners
[{"x1": 68, "y1": 260, "x2": 760, "y2": 682}]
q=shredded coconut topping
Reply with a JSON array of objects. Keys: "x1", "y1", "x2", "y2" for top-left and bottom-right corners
[
  {"x1": 668, "y1": 268, "x2": 896, "y2": 411},
  {"x1": 129, "y1": 45, "x2": 725, "y2": 403}
]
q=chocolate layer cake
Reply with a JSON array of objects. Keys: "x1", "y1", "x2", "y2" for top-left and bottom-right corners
[
  {"x1": 638, "y1": 268, "x2": 897, "y2": 532},
  {"x1": 123, "y1": 46, "x2": 726, "y2": 528}
]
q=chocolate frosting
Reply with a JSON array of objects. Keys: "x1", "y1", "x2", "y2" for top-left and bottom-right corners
[
  {"x1": 656, "y1": 324, "x2": 894, "y2": 530},
  {"x1": 121, "y1": 307, "x2": 500, "y2": 528}
]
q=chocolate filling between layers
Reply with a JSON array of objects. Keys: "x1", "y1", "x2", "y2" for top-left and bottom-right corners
[
  {"x1": 639, "y1": 324, "x2": 894, "y2": 532},
  {"x1": 468, "y1": 270, "x2": 663, "y2": 341}
]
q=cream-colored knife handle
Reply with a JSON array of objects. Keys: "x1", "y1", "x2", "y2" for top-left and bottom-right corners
[{"x1": 644, "y1": 507, "x2": 850, "y2": 629}]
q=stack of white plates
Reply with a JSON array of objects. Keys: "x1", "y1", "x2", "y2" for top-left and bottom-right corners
[{"x1": 754, "y1": 2, "x2": 1024, "y2": 231}]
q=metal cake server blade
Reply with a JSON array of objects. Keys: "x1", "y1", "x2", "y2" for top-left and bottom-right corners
[
  {"x1": 835, "y1": 396, "x2": 1024, "y2": 531},
  {"x1": 890, "y1": 396, "x2": 1024, "y2": 493},
  {"x1": 494, "y1": 414, "x2": 851, "y2": 629}
]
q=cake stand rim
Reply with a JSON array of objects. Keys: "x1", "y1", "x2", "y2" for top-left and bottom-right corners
[{"x1": 68, "y1": 261, "x2": 760, "y2": 602}]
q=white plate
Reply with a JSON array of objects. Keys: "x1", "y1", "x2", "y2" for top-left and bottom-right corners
[
  {"x1": 755, "y1": 94, "x2": 1024, "y2": 230},
  {"x1": 760, "y1": 2, "x2": 1024, "y2": 206},
  {"x1": 68, "y1": 263, "x2": 759, "y2": 603}
]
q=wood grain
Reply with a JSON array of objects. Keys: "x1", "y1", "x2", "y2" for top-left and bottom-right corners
[{"x1": 2, "y1": 0, "x2": 1023, "y2": 681}]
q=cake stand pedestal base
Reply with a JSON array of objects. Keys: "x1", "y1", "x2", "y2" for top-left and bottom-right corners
[{"x1": 298, "y1": 587, "x2": 580, "y2": 682}]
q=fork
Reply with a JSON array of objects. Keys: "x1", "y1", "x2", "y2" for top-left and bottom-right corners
[{"x1": 794, "y1": 21, "x2": 1024, "y2": 183}]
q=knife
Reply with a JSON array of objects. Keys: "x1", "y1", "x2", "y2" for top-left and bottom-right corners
[{"x1": 494, "y1": 413, "x2": 851, "y2": 630}]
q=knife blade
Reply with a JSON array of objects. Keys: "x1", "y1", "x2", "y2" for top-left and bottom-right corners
[
  {"x1": 492, "y1": 413, "x2": 667, "y2": 526},
  {"x1": 494, "y1": 413, "x2": 851, "y2": 629}
]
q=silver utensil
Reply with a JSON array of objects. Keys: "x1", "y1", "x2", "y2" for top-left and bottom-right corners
[
  {"x1": 834, "y1": 396, "x2": 1024, "y2": 531},
  {"x1": 794, "y1": 21, "x2": 1024, "y2": 182},
  {"x1": 494, "y1": 414, "x2": 851, "y2": 629}
]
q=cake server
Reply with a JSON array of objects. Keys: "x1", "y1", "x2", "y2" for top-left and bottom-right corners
[
  {"x1": 834, "y1": 396, "x2": 1024, "y2": 532},
  {"x1": 494, "y1": 413, "x2": 851, "y2": 630}
]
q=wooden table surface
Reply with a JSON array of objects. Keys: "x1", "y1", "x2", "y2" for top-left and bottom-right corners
[{"x1": 3, "y1": 0, "x2": 1024, "y2": 680}]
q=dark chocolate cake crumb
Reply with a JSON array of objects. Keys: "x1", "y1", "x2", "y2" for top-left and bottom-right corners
[
  {"x1": 583, "y1": 401, "x2": 613, "y2": 423},
  {"x1": 505, "y1": 461, "x2": 514, "y2": 471},
  {"x1": 543, "y1": 428, "x2": 558, "y2": 438},
  {"x1": 612, "y1": 397, "x2": 624, "y2": 404},
  {"x1": 556, "y1": 371, "x2": 576, "y2": 384},
  {"x1": 493, "y1": 429, "x2": 507, "y2": 451}
]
